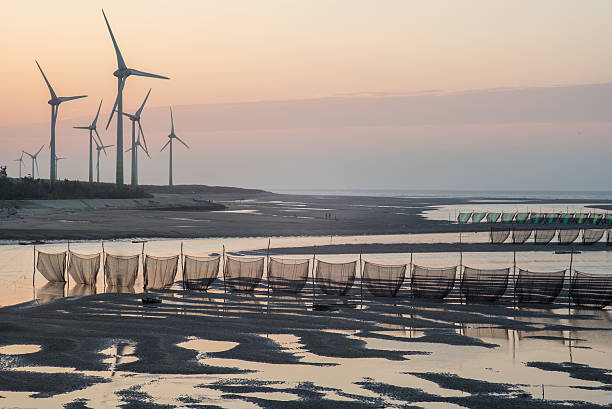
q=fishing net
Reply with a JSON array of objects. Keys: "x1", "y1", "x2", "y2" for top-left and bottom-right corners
[
  {"x1": 362, "y1": 260, "x2": 406, "y2": 297},
  {"x1": 558, "y1": 229, "x2": 580, "y2": 244},
  {"x1": 560, "y1": 213, "x2": 574, "y2": 225},
  {"x1": 570, "y1": 271, "x2": 612, "y2": 309},
  {"x1": 268, "y1": 257, "x2": 310, "y2": 293},
  {"x1": 461, "y1": 266, "x2": 510, "y2": 302},
  {"x1": 544, "y1": 213, "x2": 559, "y2": 224},
  {"x1": 530, "y1": 213, "x2": 544, "y2": 224},
  {"x1": 183, "y1": 255, "x2": 220, "y2": 290},
  {"x1": 144, "y1": 255, "x2": 179, "y2": 290},
  {"x1": 515, "y1": 268, "x2": 565, "y2": 304},
  {"x1": 104, "y1": 254, "x2": 139, "y2": 287},
  {"x1": 458, "y1": 212, "x2": 472, "y2": 224},
  {"x1": 490, "y1": 228, "x2": 510, "y2": 244},
  {"x1": 224, "y1": 256, "x2": 265, "y2": 291},
  {"x1": 36, "y1": 251, "x2": 67, "y2": 282},
  {"x1": 410, "y1": 265, "x2": 457, "y2": 299},
  {"x1": 575, "y1": 213, "x2": 589, "y2": 225},
  {"x1": 515, "y1": 212, "x2": 530, "y2": 224},
  {"x1": 590, "y1": 214, "x2": 603, "y2": 225},
  {"x1": 512, "y1": 229, "x2": 532, "y2": 244},
  {"x1": 315, "y1": 260, "x2": 357, "y2": 295},
  {"x1": 68, "y1": 251, "x2": 100, "y2": 285},
  {"x1": 534, "y1": 229, "x2": 556, "y2": 244},
  {"x1": 501, "y1": 213, "x2": 516, "y2": 223},
  {"x1": 472, "y1": 212, "x2": 486, "y2": 223},
  {"x1": 486, "y1": 212, "x2": 501, "y2": 223},
  {"x1": 582, "y1": 229, "x2": 604, "y2": 245}
]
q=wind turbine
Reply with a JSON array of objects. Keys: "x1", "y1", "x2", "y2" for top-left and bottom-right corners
[
  {"x1": 14, "y1": 154, "x2": 25, "y2": 178},
  {"x1": 22, "y1": 145, "x2": 44, "y2": 178},
  {"x1": 35, "y1": 60, "x2": 87, "y2": 182},
  {"x1": 73, "y1": 100, "x2": 103, "y2": 183},
  {"x1": 160, "y1": 108, "x2": 189, "y2": 187},
  {"x1": 55, "y1": 156, "x2": 66, "y2": 179},
  {"x1": 102, "y1": 9, "x2": 169, "y2": 185},
  {"x1": 122, "y1": 88, "x2": 152, "y2": 185},
  {"x1": 94, "y1": 138, "x2": 114, "y2": 183}
]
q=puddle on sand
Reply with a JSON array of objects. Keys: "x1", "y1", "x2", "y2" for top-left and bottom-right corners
[
  {"x1": 177, "y1": 337, "x2": 239, "y2": 355},
  {"x1": 0, "y1": 344, "x2": 41, "y2": 355}
]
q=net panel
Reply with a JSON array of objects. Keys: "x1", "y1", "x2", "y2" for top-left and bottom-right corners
[
  {"x1": 458, "y1": 212, "x2": 472, "y2": 224},
  {"x1": 268, "y1": 258, "x2": 310, "y2": 293},
  {"x1": 558, "y1": 229, "x2": 580, "y2": 244},
  {"x1": 512, "y1": 229, "x2": 532, "y2": 244},
  {"x1": 570, "y1": 271, "x2": 612, "y2": 309},
  {"x1": 530, "y1": 213, "x2": 544, "y2": 224},
  {"x1": 183, "y1": 255, "x2": 220, "y2": 290},
  {"x1": 576, "y1": 213, "x2": 589, "y2": 225},
  {"x1": 315, "y1": 260, "x2": 357, "y2": 295},
  {"x1": 461, "y1": 266, "x2": 510, "y2": 302},
  {"x1": 225, "y1": 256, "x2": 265, "y2": 291},
  {"x1": 490, "y1": 228, "x2": 510, "y2": 244},
  {"x1": 534, "y1": 229, "x2": 556, "y2": 244},
  {"x1": 515, "y1": 212, "x2": 530, "y2": 224},
  {"x1": 544, "y1": 213, "x2": 559, "y2": 224},
  {"x1": 105, "y1": 254, "x2": 140, "y2": 287},
  {"x1": 515, "y1": 268, "x2": 565, "y2": 304},
  {"x1": 68, "y1": 251, "x2": 100, "y2": 285},
  {"x1": 471, "y1": 212, "x2": 486, "y2": 223},
  {"x1": 560, "y1": 213, "x2": 574, "y2": 225},
  {"x1": 501, "y1": 213, "x2": 516, "y2": 223},
  {"x1": 362, "y1": 261, "x2": 406, "y2": 297},
  {"x1": 144, "y1": 255, "x2": 179, "y2": 290},
  {"x1": 486, "y1": 212, "x2": 501, "y2": 223},
  {"x1": 591, "y1": 214, "x2": 603, "y2": 225},
  {"x1": 411, "y1": 265, "x2": 457, "y2": 299},
  {"x1": 582, "y1": 229, "x2": 604, "y2": 245},
  {"x1": 36, "y1": 251, "x2": 67, "y2": 282}
]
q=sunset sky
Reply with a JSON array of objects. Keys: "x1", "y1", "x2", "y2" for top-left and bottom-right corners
[{"x1": 1, "y1": 1, "x2": 611, "y2": 190}]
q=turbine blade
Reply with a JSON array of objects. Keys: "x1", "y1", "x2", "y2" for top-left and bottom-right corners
[
  {"x1": 92, "y1": 98, "x2": 103, "y2": 127},
  {"x1": 105, "y1": 78, "x2": 125, "y2": 129},
  {"x1": 138, "y1": 122, "x2": 149, "y2": 153},
  {"x1": 174, "y1": 135, "x2": 190, "y2": 149},
  {"x1": 35, "y1": 144, "x2": 44, "y2": 156},
  {"x1": 35, "y1": 159, "x2": 39, "y2": 177},
  {"x1": 73, "y1": 126, "x2": 90, "y2": 129},
  {"x1": 128, "y1": 69, "x2": 169, "y2": 80},
  {"x1": 125, "y1": 146, "x2": 134, "y2": 152},
  {"x1": 160, "y1": 139, "x2": 171, "y2": 152},
  {"x1": 94, "y1": 128, "x2": 104, "y2": 149},
  {"x1": 35, "y1": 60, "x2": 57, "y2": 100},
  {"x1": 139, "y1": 142, "x2": 151, "y2": 159},
  {"x1": 135, "y1": 88, "x2": 151, "y2": 117},
  {"x1": 102, "y1": 9, "x2": 127, "y2": 70},
  {"x1": 59, "y1": 95, "x2": 87, "y2": 102},
  {"x1": 22, "y1": 151, "x2": 33, "y2": 158},
  {"x1": 170, "y1": 107, "x2": 174, "y2": 134}
]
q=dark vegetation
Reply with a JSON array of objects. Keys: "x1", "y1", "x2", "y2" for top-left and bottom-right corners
[
  {"x1": 0, "y1": 168, "x2": 151, "y2": 200},
  {"x1": 141, "y1": 184, "x2": 267, "y2": 195}
]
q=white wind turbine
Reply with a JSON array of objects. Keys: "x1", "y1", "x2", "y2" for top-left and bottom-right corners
[
  {"x1": 123, "y1": 88, "x2": 152, "y2": 185},
  {"x1": 73, "y1": 100, "x2": 104, "y2": 183},
  {"x1": 35, "y1": 60, "x2": 87, "y2": 182},
  {"x1": 22, "y1": 145, "x2": 45, "y2": 178},
  {"x1": 14, "y1": 154, "x2": 25, "y2": 178},
  {"x1": 102, "y1": 9, "x2": 169, "y2": 185},
  {"x1": 94, "y1": 138, "x2": 115, "y2": 183},
  {"x1": 54, "y1": 156, "x2": 66, "y2": 179},
  {"x1": 160, "y1": 108, "x2": 189, "y2": 186}
]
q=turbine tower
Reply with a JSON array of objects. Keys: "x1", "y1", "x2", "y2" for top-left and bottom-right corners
[
  {"x1": 22, "y1": 145, "x2": 44, "y2": 178},
  {"x1": 94, "y1": 139, "x2": 114, "y2": 183},
  {"x1": 14, "y1": 154, "x2": 24, "y2": 178},
  {"x1": 73, "y1": 100, "x2": 104, "y2": 182},
  {"x1": 35, "y1": 60, "x2": 87, "y2": 182},
  {"x1": 102, "y1": 9, "x2": 169, "y2": 185},
  {"x1": 160, "y1": 108, "x2": 189, "y2": 187},
  {"x1": 122, "y1": 89, "x2": 152, "y2": 185}
]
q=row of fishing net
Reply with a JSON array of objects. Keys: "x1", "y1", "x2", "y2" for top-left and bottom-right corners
[
  {"x1": 487, "y1": 212, "x2": 501, "y2": 223},
  {"x1": 183, "y1": 255, "x2": 220, "y2": 290},
  {"x1": 512, "y1": 229, "x2": 532, "y2": 244},
  {"x1": 534, "y1": 229, "x2": 556, "y2": 244},
  {"x1": 570, "y1": 271, "x2": 612, "y2": 309},
  {"x1": 362, "y1": 261, "x2": 406, "y2": 297},
  {"x1": 144, "y1": 255, "x2": 179, "y2": 290},
  {"x1": 410, "y1": 265, "x2": 457, "y2": 299},
  {"x1": 461, "y1": 266, "x2": 510, "y2": 302},
  {"x1": 315, "y1": 260, "x2": 356, "y2": 295},
  {"x1": 558, "y1": 229, "x2": 580, "y2": 244},
  {"x1": 36, "y1": 251, "x2": 67, "y2": 282},
  {"x1": 68, "y1": 251, "x2": 101, "y2": 285},
  {"x1": 472, "y1": 212, "x2": 486, "y2": 223},
  {"x1": 224, "y1": 256, "x2": 265, "y2": 291},
  {"x1": 104, "y1": 254, "x2": 140, "y2": 287},
  {"x1": 490, "y1": 228, "x2": 510, "y2": 244},
  {"x1": 515, "y1": 268, "x2": 565, "y2": 304},
  {"x1": 582, "y1": 229, "x2": 605, "y2": 245},
  {"x1": 268, "y1": 258, "x2": 310, "y2": 293},
  {"x1": 458, "y1": 212, "x2": 472, "y2": 224}
]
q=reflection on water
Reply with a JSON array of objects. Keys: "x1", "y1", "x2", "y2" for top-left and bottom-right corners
[{"x1": 0, "y1": 344, "x2": 41, "y2": 355}]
